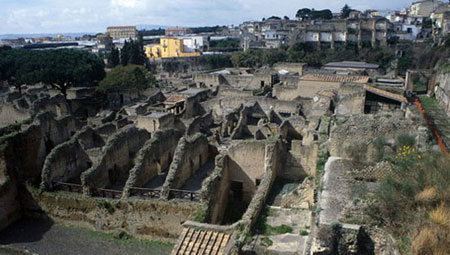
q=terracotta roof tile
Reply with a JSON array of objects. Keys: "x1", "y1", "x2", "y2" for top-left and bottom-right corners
[
  {"x1": 364, "y1": 85, "x2": 408, "y2": 103},
  {"x1": 300, "y1": 73, "x2": 370, "y2": 83}
]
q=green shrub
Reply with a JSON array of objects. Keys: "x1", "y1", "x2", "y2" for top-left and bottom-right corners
[
  {"x1": 373, "y1": 137, "x2": 388, "y2": 162},
  {"x1": 260, "y1": 236, "x2": 273, "y2": 247},
  {"x1": 396, "y1": 134, "x2": 415, "y2": 149},
  {"x1": 346, "y1": 143, "x2": 368, "y2": 168},
  {"x1": 300, "y1": 230, "x2": 309, "y2": 236}
]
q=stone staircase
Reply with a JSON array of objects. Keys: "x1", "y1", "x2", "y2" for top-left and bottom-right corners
[{"x1": 171, "y1": 227, "x2": 231, "y2": 255}]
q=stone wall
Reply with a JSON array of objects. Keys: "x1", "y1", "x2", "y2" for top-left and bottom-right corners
[
  {"x1": 279, "y1": 140, "x2": 318, "y2": 180},
  {"x1": 0, "y1": 112, "x2": 75, "y2": 183},
  {"x1": 217, "y1": 87, "x2": 253, "y2": 98},
  {"x1": 194, "y1": 73, "x2": 224, "y2": 88},
  {"x1": 81, "y1": 127, "x2": 151, "y2": 192},
  {"x1": 200, "y1": 154, "x2": 230, "y2": 224},
  {"x1": 136, "y1": 113, "x2": 177, "y2": 133},
  {"x1": 336, "y1": 84, "x2": 365, "y2": 116},
  {"x1": 273, "y1": 63, "x2": 305, "y2": 75},
  {"x1": 40, "y1": 134, "x2": 91, "y2": 190},
  {"x1": 21, "y1": 186, "x2": 200, "y2": 242},
  {"x1": 0, "y1": 104, "x2": 31, "y2": 128},
  {"x1": 273, "y1": 84, "x2": 299, "y2": 101},
  {"x1": 162, "y1": 134, "x2": 210, "y2": 196},
  {"x1": 123, "y1": 129, "x2": 183, "y2": 197},
  {"x1": 149, "y1": 56, "x2": 226, "y2": 78},
  {"x1": 0, "y1": 149, "x2": 21, "y2": 231},
  {"x1": 225, "y1": 139, "x2": 283, "y2": 254},
  {"x1": 0, "y1": 113, "x2": 76, "y2": 230},
  {"x1": 227, "y1": 141, "x2": 267, "y2": 202},
  {"x1": 436, "y1": 72, "x2": 450, "y2": 116},
  {"x1": 297, "y1": 80, "x2": 341, "y2": 98},
  {"x1": 201, "y1": 96, "x2": 301, "y2": 120},
  {"x1": 186, "y1": 112, "x2": 213, "y2": 136}
]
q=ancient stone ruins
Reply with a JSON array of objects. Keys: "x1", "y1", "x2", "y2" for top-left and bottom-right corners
[{"x1": 0, "y1": 61, "x2": 435, "y2": 255}]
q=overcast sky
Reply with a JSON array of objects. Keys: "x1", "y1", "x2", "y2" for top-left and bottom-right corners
[{"x1": 0, "y1": 0, "x2": 416, "y2": 34}]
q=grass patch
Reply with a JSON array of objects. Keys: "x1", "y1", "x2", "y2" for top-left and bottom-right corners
[
  {"x1": 260, "y1": 236, "x2": 273, "y2": 247},
  {"x1": 59, "y1": 225, "x2": 173, "y2": 254}
]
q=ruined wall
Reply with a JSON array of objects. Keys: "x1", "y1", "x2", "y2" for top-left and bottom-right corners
[
  {"x1": 21, "y1": 187, "x2": 200, "y2": 242},
  {"x1": 40, "y1": 136, "x2": 91, "y2": 190},
  {"x1": 223, "y1": 74, "x2": 272, "y2": 90},
  {"x1": 194, "y1": 73, "x2": 223, "y2": 88},
  {"x1": 149, "y1": 56, "x2": 225, "y2": 78},
  {"x1": 136, "y1": 113, "x2": 176, "y2": 133},
  {"x1": 230, "y1": 106, "x2": 250, "y2": 140},
  {"x1": 201, "y1": 97, "x2": 300, "y2": 119},
  {"x1": 123, "y1": 129, "x2": 183, "y2": 197},
  {"x1": 336, "y1": 84, "x2": 365, "y2": 116},
  {"x1": 0, "y1": 148, "x2": 21, "y2": 231},
  {"x1": 218, "y1": 87, "x2": 253, "y2": 98},
  {"x1": 227, "y1": 141, "x2": 266, "y2": 202},
  {"x1": 200, "y1": 154, "x2": 230, "y2": 224},
  {"x1": 81, "y1": 127, "x2": 151, "y2": 192},
  {"x1": 273, "y1": 85, "x2": 299, "y2": 101},
  {"x1": 279, "y1": 140, "x2": 317, "y2": 180},
  {"x1": 186, "y1": 112, "x2": 213, "y2": 136},
  {"x1": 273, "y1": 63, "x2": 305, "y2": 75},
  {"x1": 95, "y1": 123, "x2": 117, "y2": 139},
  {"x1": 226, "y1": 139, "x2": 283, "y2": 254},
  {"x1": 31, "y1": 95, "x2": 70, "y2": 118},
  {"x1": 297, "y1": 80, "x2": 341, "y2": 98},
  {"x1": 162, "y1": 134, "x2": 210, "y2": 195},
  {"x1": 40, "y1": 127, "x2": 104, "y2": 190},
  {"x1": 0, "y1": 104, "x2": 31, "y2": 128},
  {"x1": 436, "y1": 72, "x2": 450, "y2": 116}
]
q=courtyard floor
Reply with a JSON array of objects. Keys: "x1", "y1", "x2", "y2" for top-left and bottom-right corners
[{"x1": 0, "y1": 219, "x2": 173, "y2": 255}]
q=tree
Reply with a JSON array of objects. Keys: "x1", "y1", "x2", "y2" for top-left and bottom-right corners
[
  {"x1": 296, "y1": 8, "x2": 312, "y2": 20},
  {"x1": 98, "y1": 64, "x2": 154, "y2": 92},
  {"x1": 121, "y1": 40, "x2": 131, "y2": 65},
  {"x1": 263, "y1": 48, "x2": 288, "y2": 66},
  {"x1": 39, "y1": 49, "x2": 105, "y2": 97},
  {"x1": 284, "y1": 16, "x2": 290, "y2": 20},
  {"x1": 311, "y1": 9, "x2": 333, "y2": 20},
  {"x1": 341, "y1": 4, "x2": 352, "y2": 18},
  {"x1": 0, "y1": 49, "x2": 105, "y2": 97},
  {"x1": 120, "y1": 38, "x2": 146, "y2": 66},
  {"x1": 108, "y1": 47, "x2": 120, "y2": 68}
]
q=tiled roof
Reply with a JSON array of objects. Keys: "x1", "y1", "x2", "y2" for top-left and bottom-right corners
[
  {"x1": 165, "y1": 94, "x2": 188, "y2": 104},
  {"x1": 324, "y1": 61, "x2": 379, "y2": 69},
  {"x1": 171, "y1": 227, "x2": 231, "y2": 255},
  {"x1": 364, "y1": 85, "x2": 408, "y2": 103},
  {"x1": 300, "y1": 74, "x2": 370, "y2": 84}
]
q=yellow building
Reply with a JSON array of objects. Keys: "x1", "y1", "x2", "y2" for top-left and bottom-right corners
[{"x1": 145, "y1": 38, "x2": 201, "y2": 58}]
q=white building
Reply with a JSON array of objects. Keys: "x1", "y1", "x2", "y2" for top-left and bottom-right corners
[
  {"x1": 410, "y1": 0, "x2": 444, "y2": 17},
  {"x1": 176, "y1": 36, "x2": 208, "y2": 53}
]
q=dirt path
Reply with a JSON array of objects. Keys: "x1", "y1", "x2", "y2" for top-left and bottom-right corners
[{"x1": 0, "y1": 219, "x2": 173, "y2": 255}]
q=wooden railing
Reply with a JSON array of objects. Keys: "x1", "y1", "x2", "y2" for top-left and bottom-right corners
[
  {"x1": 129, "y1": 187, "x2": 162, "y2": 199},
  {"x1": 169, "y1": 189, "x2": 200, "y2": 202},
  {"x1": 53, "y1": 182, "x2": 83, "y2": 193},
  {"x1": 93, "y1": 188, "x2": 123, "y2": 199}
]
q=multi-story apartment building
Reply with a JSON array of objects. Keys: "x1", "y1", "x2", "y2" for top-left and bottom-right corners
[
  {"x1": 144, "y1": 38, "x2": 201, "y2": 58},
  {"x1": 106, "y1": 26, "x2": 137, "y2": 40},
  {"x1": 410, "y1": 0, "x2": 445, "y2": 17}
]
